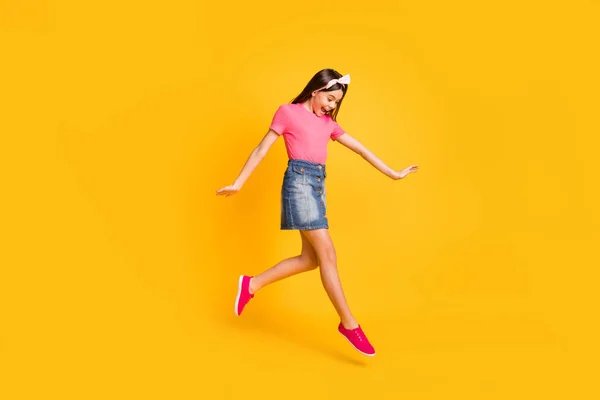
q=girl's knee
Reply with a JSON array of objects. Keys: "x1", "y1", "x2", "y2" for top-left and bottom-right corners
[
  {"x1": 320, "y1": 246, "x2": 336, "y2": 266},
  {"x1": 306, "y1": 263, "x2": 319, "y2": 271},
  {"x1": 302, "y1": 229, "x2": 336, "y2": 265},
  {"x1": 299, "y1": 255, "x2": 319, "y2": 270}
]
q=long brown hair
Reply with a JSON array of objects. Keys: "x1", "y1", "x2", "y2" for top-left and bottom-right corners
[{"x1": 290, "y1": 69, "x2": 349, "y2": 122}]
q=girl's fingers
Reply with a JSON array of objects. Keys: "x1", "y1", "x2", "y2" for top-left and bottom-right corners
[
  {"x1": 216, "y1": 186, "x2": 232, "y2": 194},
  {"x1": 216, "y1": 187, "x2": 238, "y2": 196}
]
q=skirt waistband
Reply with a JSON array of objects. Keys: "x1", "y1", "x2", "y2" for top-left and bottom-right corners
[{"x1": 287, "y1": 159, "x2": 326, "y2": 176}]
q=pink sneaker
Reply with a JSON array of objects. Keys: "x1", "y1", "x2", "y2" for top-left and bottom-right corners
[
  {"x1": 338, "y1": 323, "x2": 376, "y2": 356},
  {"x1": 234, "y1": 275, "x2": 254, "y2": 316}
]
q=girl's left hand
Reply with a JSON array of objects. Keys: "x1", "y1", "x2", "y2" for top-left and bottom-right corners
[{"x1": 392, "y1": 165, "x2": 419, "y2": 180}]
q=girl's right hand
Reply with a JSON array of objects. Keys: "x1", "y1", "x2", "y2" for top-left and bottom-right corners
[{"x1": 216, "y1": 184, "x2": 241, "y2": 197}]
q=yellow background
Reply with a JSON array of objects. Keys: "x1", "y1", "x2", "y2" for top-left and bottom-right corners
[{"x1": 1, "y1": 1, "x2": 599, "y2": 398}]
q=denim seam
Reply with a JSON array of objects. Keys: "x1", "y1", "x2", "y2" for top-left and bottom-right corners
[{"x1": 301, "y1": 173, "x2": 311, "y2": 230}]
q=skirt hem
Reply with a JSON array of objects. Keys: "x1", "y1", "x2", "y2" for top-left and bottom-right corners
[{"x1": 280, "y1": 225, "x2": 329, "y2": 231}]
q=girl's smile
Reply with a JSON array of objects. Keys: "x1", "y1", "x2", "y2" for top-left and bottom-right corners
[{"x1": 303, "y1": 89, "x2": 344, "y2": 117}]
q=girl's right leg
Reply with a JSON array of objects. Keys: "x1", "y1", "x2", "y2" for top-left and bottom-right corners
[
  {"x1": 249, "y1": 231, "x2": 319, "y2": 294},
  {"x1": 234, "y1": 231, "x2": 318, "y2": 316}
]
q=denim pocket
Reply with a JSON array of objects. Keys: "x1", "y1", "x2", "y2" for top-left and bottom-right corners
[{"x1": 291, "y1": 164, "x2": 306, "y2": 175}]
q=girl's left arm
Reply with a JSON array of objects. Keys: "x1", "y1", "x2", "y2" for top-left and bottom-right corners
[{"x1": 335, "y1": 133, "x2": 418, "y2": 180}]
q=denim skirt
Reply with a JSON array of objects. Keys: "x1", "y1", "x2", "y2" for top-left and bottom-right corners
[{"x1": 281, "y1": 159, "x2": 328, "y2": 230}]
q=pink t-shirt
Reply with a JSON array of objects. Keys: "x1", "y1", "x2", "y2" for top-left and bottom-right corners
[{"x1": 269, "y1": 103, "x2": 346, "y2": 165}]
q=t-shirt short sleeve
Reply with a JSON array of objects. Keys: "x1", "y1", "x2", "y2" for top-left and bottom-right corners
[
  {"x1": 269, "y1": 105, "x2": 288, "y2": 135},
  {"x1": 330, "y1": 121, "x2": 346, "y2": 141}
]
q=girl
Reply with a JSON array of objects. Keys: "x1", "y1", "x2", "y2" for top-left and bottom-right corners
[{"x1": 216, "y1": 69, "x2": 418, "y2": 357}]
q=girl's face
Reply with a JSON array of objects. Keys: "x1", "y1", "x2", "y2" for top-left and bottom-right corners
[{"x1": 310, "y1": 89, "x2": 344, "y2": 117}]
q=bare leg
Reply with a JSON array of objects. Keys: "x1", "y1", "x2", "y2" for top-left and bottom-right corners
[
  {"x1": 250, "y1": 231, "x2": 318, "y2": 294},
  {"x1": 300, "y1": 229, "x2": 358, "y2": 330}
]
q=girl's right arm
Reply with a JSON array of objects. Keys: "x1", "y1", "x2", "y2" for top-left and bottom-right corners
[{"x1": 216, "y1": 129, "x2": 280, "y2": 197}]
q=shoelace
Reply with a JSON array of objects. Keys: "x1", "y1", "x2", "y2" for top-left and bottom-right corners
[{"x1": 353, "y1": 328, "x2": 365, "y2": 342}]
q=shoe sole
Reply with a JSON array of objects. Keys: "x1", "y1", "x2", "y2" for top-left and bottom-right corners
[
  {"x1": 234, "y1": 275, "x2": 244, "y2": 316},
  {"x1": 338, "y1": 331, "x2": 376, "y2": 357}
]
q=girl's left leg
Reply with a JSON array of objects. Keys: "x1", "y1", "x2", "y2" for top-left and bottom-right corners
[
  {"x1": 299, "y1": 228, "x2": 357, "y2": 329},
  {"x1": 301, "y1": 228, "x2": 376, "y2": 356}
]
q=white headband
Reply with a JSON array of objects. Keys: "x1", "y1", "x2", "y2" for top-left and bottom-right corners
[{"x1": 318, "y1": 74, "x2": 351, "y2": 91}]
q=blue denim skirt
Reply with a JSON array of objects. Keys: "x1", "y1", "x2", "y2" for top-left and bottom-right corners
[{"x1": 281, "y1": 159, "x2": 328, "y2": 230}]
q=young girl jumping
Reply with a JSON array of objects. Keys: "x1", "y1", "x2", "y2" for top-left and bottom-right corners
[{"x1": 216, "y1": 69, "x2": 419, "y2": 357}]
